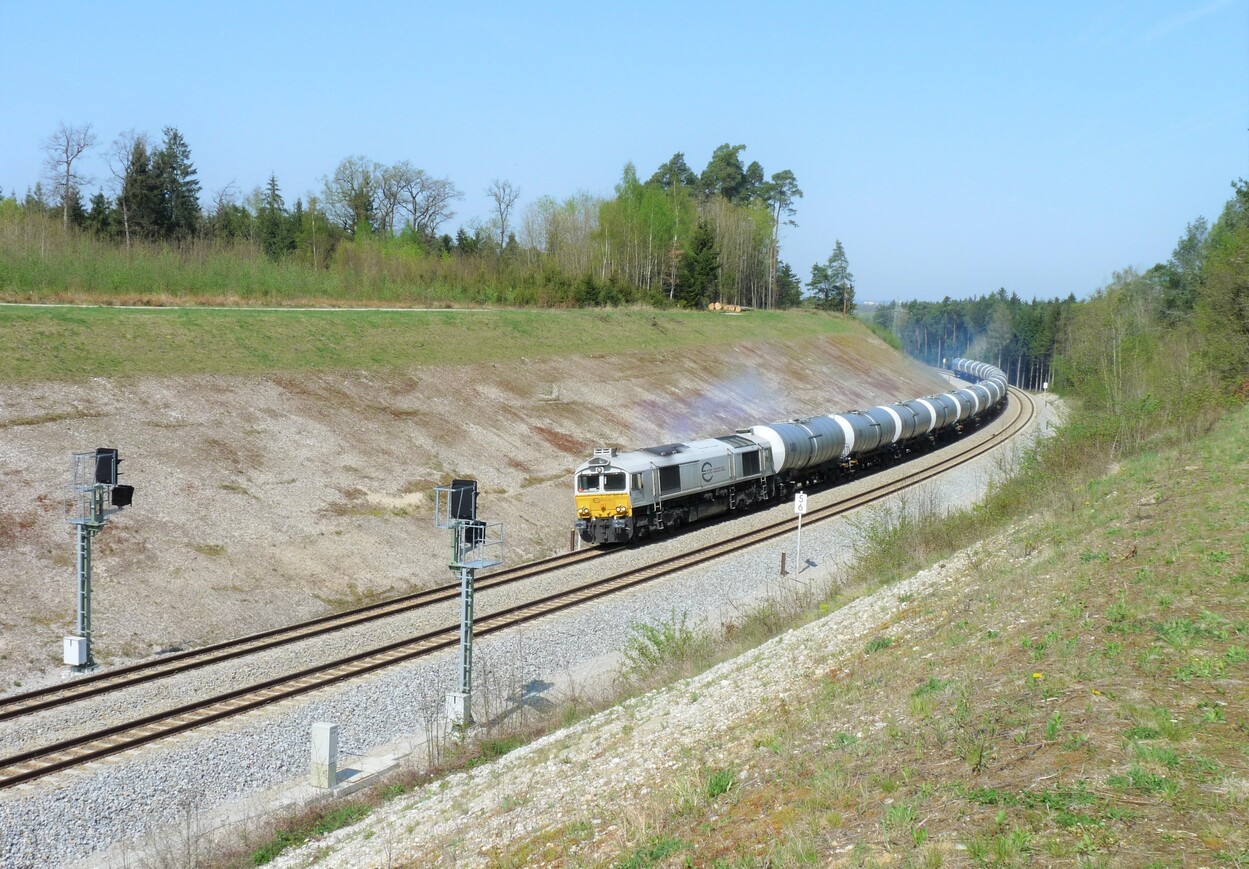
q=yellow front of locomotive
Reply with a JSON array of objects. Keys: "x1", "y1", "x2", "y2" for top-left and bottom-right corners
[
  {"x1": 574, "y1": 453, "x2": 635, "y2": 544},
  {"x1": 575, "y1": 467, "x2": 632, "y2": 519}
]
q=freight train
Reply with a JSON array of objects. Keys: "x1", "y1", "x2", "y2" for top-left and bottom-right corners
[{"x1": 573, "y1": 358, "x2": 1008, "y2": 544}]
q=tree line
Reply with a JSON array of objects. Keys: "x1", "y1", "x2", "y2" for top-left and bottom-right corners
[
  {"x1": 12, "y1": 124, "x2": 861, "y2": 310},
  {"x1": 872, "y1": 182, "x2": 1248, "y2": 432},
  {"x1": 870, "y1": 291, "x2": 1074, "y2": 388}
]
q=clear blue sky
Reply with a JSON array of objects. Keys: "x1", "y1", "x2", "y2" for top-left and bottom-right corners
[{"x1": 2, "y1": 1, "x2": 1246, "y2": 302}]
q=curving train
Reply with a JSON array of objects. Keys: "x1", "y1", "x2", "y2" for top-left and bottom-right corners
[{"x1": 573, "y1": 358, "x2": 1008, "y2": 544}]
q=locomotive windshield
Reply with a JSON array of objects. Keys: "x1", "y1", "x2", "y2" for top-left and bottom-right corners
[{"x1": 577, "y1": 471, "x2": 628, "y2": 493}]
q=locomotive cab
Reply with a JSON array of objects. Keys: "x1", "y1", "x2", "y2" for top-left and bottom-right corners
[
  {"x1": 575, "y1": 467, "x2": 632, "y2": 516},
  {"x1": 574, "y1": 452, "x2": 636, "y2": 544}
]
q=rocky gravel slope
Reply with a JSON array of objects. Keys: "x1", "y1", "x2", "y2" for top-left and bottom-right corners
[{"x1": 0, "y1": 330, "x2": 944, "y2": 690}]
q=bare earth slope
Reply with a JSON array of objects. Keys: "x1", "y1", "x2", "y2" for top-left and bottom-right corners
[{"x1": 0, "y1": 328, "x2": 947, "y2": 689}]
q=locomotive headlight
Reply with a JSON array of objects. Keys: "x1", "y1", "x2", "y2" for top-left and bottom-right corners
[
  {"x1": 578, "y1": 507, "x2": 591, "y2": 518},
  {"x1": 615, "y1": 504, "x2": 626, "y2": 514}
]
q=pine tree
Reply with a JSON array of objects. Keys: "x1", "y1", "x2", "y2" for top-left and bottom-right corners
[
  {"x1": 698, "y1": 144, "x2": 749, "y2": 202},
  {"x1": 776, "y1": 262, "x2": 803, "y2": 308},
  {"x1": 675, "y1": 220, "x2": 720, "y2": 307},
  {"x1": 119, "y1": 138, "x2": 161, "y2": 240},
  {"x1": 829, "y1": 240, "x2": 856, "y2": 315},
  {"x1": 647, "y1": 153, "x2": 698, "y2": 190},
  {"x1": 85, "y1": 191, "x2": 112, "y2": 237},
  {"x1": 808, "y1": 241, "x2": 855, "y2": 313},
  {"x1": 258, "y1": 173, "x2": 293, "y2": 258},
  {"x1": 64, "y1": 185, "x2": 88, "y2": 228},
  {"x1": 153, "y1": 127, "x2": 201, "y2": 239}
]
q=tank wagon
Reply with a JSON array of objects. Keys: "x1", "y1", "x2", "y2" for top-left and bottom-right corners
[{"x1": 574, "y1": 358, "x2": 1008, "y2": 544}]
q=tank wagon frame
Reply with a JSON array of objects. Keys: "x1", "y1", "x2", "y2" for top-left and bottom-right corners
[{"x1": 574, "y1": 358, "x2": 1009, "y2": 545}]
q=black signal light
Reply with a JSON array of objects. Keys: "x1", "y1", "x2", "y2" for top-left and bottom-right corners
[
  {"x1": 449, "y1": 479, "x2": 478, "y2": 521},
  {"x1": 111, "y1": 485, "x2": 135, "y2": 508},
  {"x1": 95, "y1": 448, "x2": 119, "y2": 485}
]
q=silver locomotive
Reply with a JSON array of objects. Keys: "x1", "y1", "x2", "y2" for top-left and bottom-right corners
[{"x1": 574, "y1": 358, "x2": 1008, "y2": 544}]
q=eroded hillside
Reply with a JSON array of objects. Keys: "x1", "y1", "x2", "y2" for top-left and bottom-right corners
[{"x1": 0, "y1": 321, "x2": 947, "y2": 688}]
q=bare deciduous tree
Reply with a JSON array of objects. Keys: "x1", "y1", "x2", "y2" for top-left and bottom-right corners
[
  {"x1": 105, "y1": 129, "x2": 143, "y2": 250},
  {"x1": 486, "y1": 178, "x2": 520, "y2": 249},
  {"x1": 377, "y1": 163, "x2": 404, "y2": 236},
  {"x1": 43, "y1": 122, "x2": 96, "y2": 229},
  {"x1": 393, "y1": 162, "x2": 461, "y2": 237},
  {"x1": 322, "y1": 155, "x2": 379, "y2": 234}
]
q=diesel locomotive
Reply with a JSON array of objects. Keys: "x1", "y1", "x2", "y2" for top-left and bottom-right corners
[{"x1": 573, "y1": 358, "x2": 1008, "y2": 544}]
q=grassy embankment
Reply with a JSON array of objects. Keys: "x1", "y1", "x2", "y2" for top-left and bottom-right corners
[
  {"x1": 0, "y1": 305, "x2": 854, "y2": 382},
  {"x1": 495, "y1": 402, "x2": 1248, "y2": 867}
]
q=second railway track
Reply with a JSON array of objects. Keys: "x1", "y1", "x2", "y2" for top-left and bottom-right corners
[
  {"x1": 0, "y1": 547, "x2": 609, "y2": 723},
  {"x1": 0, "y1": 388, "x2": 1036, "y2": 790}
]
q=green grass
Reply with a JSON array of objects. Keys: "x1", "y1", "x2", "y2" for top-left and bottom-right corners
[
  {"x1": 618, "y1": 610, "x2": 717, "y2": 691},
  {"x1": 249, "y1": 803, "x2": 371, "y2": 865},
  {"x1": 0, "y1": 305, "x2": 853, "y2": 381},
  {"x1": 706, "y1": 768, "x2": 735, "y2": 800},
  {"x1": 486, "y1": 400, "x2": 1249, "y2": 867},
  {"x1": 617, "y1": 836, "x2": 690, "y2": 868}
]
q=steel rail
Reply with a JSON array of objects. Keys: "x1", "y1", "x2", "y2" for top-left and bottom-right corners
[
  {"x1": 0, "y1": 388, "x2": 1034, "y2": 789},
  {"x1": 0, "y1": 547, "x2": 608, "y2": 722}
]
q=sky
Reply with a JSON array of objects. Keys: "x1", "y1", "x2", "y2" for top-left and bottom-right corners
[{"x1": 2, "y1": 1, "x2": 1246, "y2": 303}]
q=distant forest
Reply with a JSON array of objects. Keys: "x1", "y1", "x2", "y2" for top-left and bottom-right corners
[
  {"x1": 4, "y1": 125, "x2": 822, "y2": 310},
  {"x1": 869, "y1": 187, "x2": 1245, "y2": 397},
  {"x1": 869, "y1": 291, "x2": 1074, "y2": 389}
]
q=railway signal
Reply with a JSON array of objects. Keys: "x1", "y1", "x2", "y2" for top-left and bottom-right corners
[
  {"x1": 433, "y1": 479, "x2": 503, "y2": 729},
  {"x1": 64, "y1": 448, "x2": 135, "y2": 671}
]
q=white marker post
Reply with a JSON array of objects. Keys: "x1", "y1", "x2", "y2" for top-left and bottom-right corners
[{"x1": 794, "y1": 491, "x2": 808, "y2": 574}]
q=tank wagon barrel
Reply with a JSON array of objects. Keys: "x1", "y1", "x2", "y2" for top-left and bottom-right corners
[{"x1": 574, "y1": 357, "x2": 1008, "y2": 545}]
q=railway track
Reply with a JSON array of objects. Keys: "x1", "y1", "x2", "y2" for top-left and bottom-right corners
[
  {"x1": 0, "y1": 388, "x2": 1035, "y2": 789},
  {"x1": 0, "y1": 547, "x2": 608, "y2": 724}
]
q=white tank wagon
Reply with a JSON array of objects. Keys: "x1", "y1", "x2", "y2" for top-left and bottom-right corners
[{"x1": 574, "y1": 357, "x2": 1009, "y2": 544}]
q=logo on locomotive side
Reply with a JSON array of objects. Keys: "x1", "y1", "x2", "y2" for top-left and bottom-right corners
[{"x1": 700, "y1": 461, "x2": 727, "y2": 483}]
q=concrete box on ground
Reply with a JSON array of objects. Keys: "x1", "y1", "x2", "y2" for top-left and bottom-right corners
[
  {"x1": 310, "y1": 722, "x2": 339, "y2": 788},
  {"x1": 63, "y1": 636, "x2": 87, "y2": 667}
]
